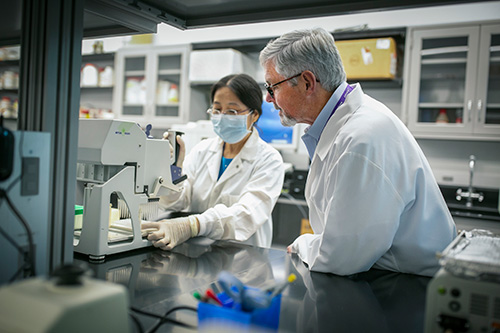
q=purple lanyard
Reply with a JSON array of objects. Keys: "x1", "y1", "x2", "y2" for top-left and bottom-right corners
[{"x1": 328, "y1": 84, "x2": 354, "y2": 121}]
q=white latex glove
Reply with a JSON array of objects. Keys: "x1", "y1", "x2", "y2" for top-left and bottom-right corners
[{"x1": 142, "y1": 215, "x2": 199, "y2": 251}]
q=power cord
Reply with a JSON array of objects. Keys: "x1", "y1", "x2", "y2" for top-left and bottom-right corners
[
  {"x1": 0, "y1": 187, "x2": 37, "y2": 279},
  {"x1": 129, "y1": 312, "x2": 145, "y2": 333},
  {"x1": 130, "y1": 305, "x2": 198, "y2": 332}
]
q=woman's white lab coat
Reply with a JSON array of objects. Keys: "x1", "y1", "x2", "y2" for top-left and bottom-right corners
[
  {"x1": 160, "y1": 129, "x2": 284, "y2": 248},
  {"x1": 290, "y1": 84, "x2": 457, "y2": 276}
]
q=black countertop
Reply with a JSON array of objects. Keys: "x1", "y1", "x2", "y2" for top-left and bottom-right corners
[{"x1": 74, "y1": 241, "x2": 431, "y2": 333}]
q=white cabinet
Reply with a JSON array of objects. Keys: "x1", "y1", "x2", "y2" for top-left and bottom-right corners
[
  {"x1": 405, "y1": 23, "x2": 500, "y2": 140},
  {"x1": 80, "y1": 52, "x2": 115, "y2": 118},
  {"x1": 113, "y1": 44, "x2": 190, "y2": 128}
]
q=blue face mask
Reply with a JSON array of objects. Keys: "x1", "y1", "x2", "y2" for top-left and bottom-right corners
[{"x1": 211, "y1": 114, "x2": 251, "y2": 144}]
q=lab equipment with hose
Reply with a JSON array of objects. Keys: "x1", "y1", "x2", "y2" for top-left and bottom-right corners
[
  {"x1": 425, "y1": 229, "x2": 500, "y2": 333},
  {"x1": 74, "y1": 119, "x2": 186, "y2": 260}
]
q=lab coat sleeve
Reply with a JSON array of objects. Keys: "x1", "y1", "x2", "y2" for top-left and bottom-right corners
[
  {"x1": 291, "y1": 151, "x2": 404, "y2": 276},
  {"x1": 197, "y1": 149, "x2": 284, "y2": 243},
  {"x1": 158, "y1": 146, "x2": 198, "y2": 211}
]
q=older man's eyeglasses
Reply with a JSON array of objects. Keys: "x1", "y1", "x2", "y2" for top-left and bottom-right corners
[
  {"x1": 207, "y1": 107, "x2": 253, "y2": 116},
  {"x1": 264, "y1": 73, "x2": 302, "y2": 98}
]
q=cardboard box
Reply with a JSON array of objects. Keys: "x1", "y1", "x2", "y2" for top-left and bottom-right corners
[
  {"x1": 336, "y1": 37, "x2": 397, "y2": 80},
  {"x1": 300, "y1": 218, "x2": 313, "y2": 235}
]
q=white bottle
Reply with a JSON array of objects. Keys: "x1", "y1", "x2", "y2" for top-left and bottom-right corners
[
  {"x1": 98, "y1": 66, "x2": 114, "y2": 87},
  {"x1": 167, "y1": 83, "x2": 179, "y2": 103}
]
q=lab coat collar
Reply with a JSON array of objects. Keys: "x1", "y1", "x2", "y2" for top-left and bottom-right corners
[
  {"x1": 314, "y1": 83, "x2": 363, "y2": 162},
  {"x1": 207, "y1": 129, "x2": 260, "y2": 183}
]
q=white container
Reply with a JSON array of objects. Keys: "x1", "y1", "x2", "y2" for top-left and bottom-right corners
[
  {"x1": 2, "y1": 71, "x2": 16, "y2": 89},
  {"x1": 125, "y1": 77, "x2": 146, "y2": 104},
  {"x1": 188, "y1": 48, "x2": 256, "y2": 83},
  {"x1": 81, "y1": 64, "x2": 99, "y2": 87},
  {"x1": 156, "y1": 80, "x2": 171, "y2": 104},
  {"x1": 98, "y1": 66, "x2": 114, "y2": 87}
]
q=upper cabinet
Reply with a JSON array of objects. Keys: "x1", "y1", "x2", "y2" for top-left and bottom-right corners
[
  {"x1": 405, "y1": 22, "x2": 500, "y2": 140},
  {"x1": 113, "y1": 44, "x2": 191, "y2": 128}
]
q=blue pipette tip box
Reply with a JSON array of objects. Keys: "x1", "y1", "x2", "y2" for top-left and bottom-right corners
[{"x1": 198, "y1": 289, "x2": 281, "y2": 332}]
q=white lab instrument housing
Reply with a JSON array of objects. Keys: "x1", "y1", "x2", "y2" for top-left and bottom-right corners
[{"x1": 74, "y1": 119, "x2": 181, "y2": 259}]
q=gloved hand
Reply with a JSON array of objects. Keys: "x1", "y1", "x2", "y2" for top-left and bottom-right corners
[
  {"x1": 162, "y1": 132, "x2": 186, "y2": 168},
  {"x1": 142, "y1": 251, "x2": 198, "y2": 277},
  {"x1": 142, "y1": 215, "x2": 199, "y2": 251}
]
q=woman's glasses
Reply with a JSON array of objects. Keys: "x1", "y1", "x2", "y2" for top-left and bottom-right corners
[{"x1": 207, "y1": 107, "x2": 253, "y2": 116}]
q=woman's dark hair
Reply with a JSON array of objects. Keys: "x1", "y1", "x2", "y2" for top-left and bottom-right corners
[{"x1": 210, "y1": 73, "x2": 263, "y2": 120}]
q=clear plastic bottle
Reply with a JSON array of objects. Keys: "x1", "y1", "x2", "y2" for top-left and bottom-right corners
[{"x1": 436, "y1": 109, "x2": 449, "y2": 123}]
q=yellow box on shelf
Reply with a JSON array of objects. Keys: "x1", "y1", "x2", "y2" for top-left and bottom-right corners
[{"x1": 336, "y1": 37, "x2": 397, "y2": 80}]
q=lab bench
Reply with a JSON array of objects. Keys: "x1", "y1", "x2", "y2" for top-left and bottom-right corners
[{"x1": 74, "y1": 241, "x2": 430, "y2": 332}]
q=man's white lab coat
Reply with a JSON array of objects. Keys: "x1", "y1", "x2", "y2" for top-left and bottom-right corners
[
  {"x1": 290, "y1": 84, "x2": 457, "y2": 276},
  {"x1": 160, "y1": 129, "x2": 284, "y2": 248}
]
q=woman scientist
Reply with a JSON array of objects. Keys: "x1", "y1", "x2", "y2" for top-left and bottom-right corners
[{"x1": 142, "y1": 74, "x2": 285, "y2": 250}]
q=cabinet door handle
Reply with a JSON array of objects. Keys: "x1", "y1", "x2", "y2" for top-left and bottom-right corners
[
  {"x1": 467, "y1": 100, "x2": 472, "y2": 122},
  {"x1": 477, "y1": 99, "x2": 483, "y2": 123}
]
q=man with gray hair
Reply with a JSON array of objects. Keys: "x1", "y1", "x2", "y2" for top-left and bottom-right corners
[{"x1": 260, "y1": 27, "x2": 456, "y2": 276}]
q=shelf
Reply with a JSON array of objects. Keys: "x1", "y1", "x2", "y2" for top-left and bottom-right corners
[
  {"x1": 0, "y1": 59, "x2": 19, "y2": 66},
  {"x1": 347, "y1": 78, "x2": 403, "y2": 89},
  {"x1": 190, "y1": 80, "x2": 217, "y2": 86},
  {"x1": 418, "y1": 103, "x2": 463, "y2": 108},
  {"x1": 157, "y1": 103, "x2": 179, "y2": 107},
  {"x1": 0, "y1": 88, "x2": 18, "y2": 93},
  {"x1": 420, "y1": 46, "x2": 468, "y2": 56},
  {"x1": 158, "y1": 69, "x2": 181, "y2": 76},
  {"x1": 420, "y1": 73, "x2": 465, "y2": 80},
  {"x1": 123, "y1": 104, "x2": 145, "y2": 108},
  {"x1": 413, "y1": 132, "x2": 500, "y2": 141},
  {"x1": 125, "y1": 70, "x2": 145, "y2": 77},
  {"x1": 421, "y1": 58, "x2": 467, "y2": 65},
  {"x1": 81, "y1": 53, "x2": 115, "y2": 61},
  {"x1": 80, "y1": 85, "x2": 114, "y2": 89}
]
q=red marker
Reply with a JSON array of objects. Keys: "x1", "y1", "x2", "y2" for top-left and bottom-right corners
[{"x1": 205, "y1": 288, "x2": 223, "y2": 306}]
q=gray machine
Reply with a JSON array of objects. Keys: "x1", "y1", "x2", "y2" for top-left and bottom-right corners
[
  {"x1": 0, "y1": 131, "x2": 51, "y2": 285},
  {"x1": 74, "y1": 119, "x2": 183, "y2": 260},
  {"x1": 425, "y1": 229, "x2": 500, "y2": 332}
]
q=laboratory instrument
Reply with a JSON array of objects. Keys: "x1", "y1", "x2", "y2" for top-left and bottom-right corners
[
  {"x1": 74, "y1": 119, "x2": 184, "y2": 260},
  {"x1": 0, "y1": 264, "x2": 130, "y2": 333},
  {"x1": 425, "y1": 229, "x2": 500, "y2": 333}
]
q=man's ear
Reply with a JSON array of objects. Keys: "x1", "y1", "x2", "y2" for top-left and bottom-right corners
[{"x1": 301, "y1": 71, "x2": 318, "y2": 94}]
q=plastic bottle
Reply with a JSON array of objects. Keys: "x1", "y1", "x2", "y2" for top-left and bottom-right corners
[
  {"x1": 98, "y1": 66, "x2": 114, "y2": 87},
  {"x1": 168, "y1": 84, "x2": 179, "y2": 103},
  {"x1": 436, "y1": 109, "x2": 449, "y2": 123},
  {"x1": 0, "y1": 97, "x2": 12, "y2": 118}
]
